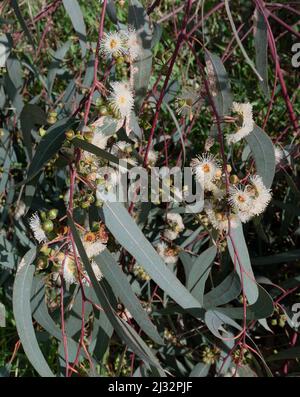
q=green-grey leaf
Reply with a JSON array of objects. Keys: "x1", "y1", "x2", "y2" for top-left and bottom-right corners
[
  {"x1": 101, "y1": 201, "x2": 202, "y2": 309},
  {"x1": 189, "y1": 362, "x2": 211, "y2": 377},
  {"x1": 128, "y1": 0, "x2": 153, "y2": 110},
  {"x1": 20, "y1": 104, "x2": 46, "y2": 160},
  {"x1": 254, "y1": 8, "x2": 269, "y2": 99},
  {"x1": 68, "y1": 215, "x2": 165, "y2": 373},
  {"x1": 203, "y1": 272, "x2": 241, "y2": 308},
  {"x1": 26, "y1": 117, "x2": 75, "y2": 183},
  {"x1": 72, "y1": 137, "x2": 132, "y2": 168},
  {"x1": 13, "y1": 248, "x2": 55, "y2": 377},
  {"x1": 62, "y1": 0, "x2": 86, "y2": 57},
  {"x1": 187, "y1": 246, "x2": 217, "y2": 305},
  {"x1": 95, "y1": 249, "x2": 163, "y2": 345},
  {"x1": 215, "y1": 284, "x2": 273, "y2": 320},
  {"x1": 245, "y1": 125, "x2": 275, "y2": 189},
  {"x1": 227, "y1": 221, "x2": 259, "y2": 304},
  {"x1": 205, "y1": 50, "x2": 232, "y2": 116},
  {"x1": 0, "y1": 302, "x2": 5, "y2": 327}
]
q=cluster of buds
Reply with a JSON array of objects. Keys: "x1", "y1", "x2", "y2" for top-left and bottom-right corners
[
  {"x1": 202, "y1": 346, "x2": 220, "y2": 365},
  {"x1": 133, "y1": 265, "x2": 151, "y2": 281}
]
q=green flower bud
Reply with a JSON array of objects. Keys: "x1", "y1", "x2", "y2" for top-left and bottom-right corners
[
  {"x1": 40, "y1": 211, "x2": 47, "y2": 221},
  {"x1": 40, "y1": 244, "x2": 51, "y2": 256},
  {"x1": 65, "y1": 129, "x2": 75, "y2": 140},
  {"x1": 37, "y1": 257, "x2": 48, "y2": 270},
  {"x1": 48, "y1": 208, "x2": 58, "y2": 220},
  {"x1": 39, "y1": 127, "x2": 46, "y2": 137},
  {"x1": 99, "y1": 105, "x2": 109, "y2": 116},
  {"x1": 81, "y1": 201, "x2": 90, "y2": 209},
  {"x1": 42, "y1": 220, "x2": 54, "y2": 233}
]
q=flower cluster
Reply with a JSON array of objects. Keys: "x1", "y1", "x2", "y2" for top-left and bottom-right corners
[
  {"x1": 190, "y1": 101, "x2": 272, "y2": 233},
  {"x1": 101, "y1": 28, "x2": 142, "y2": 62}
]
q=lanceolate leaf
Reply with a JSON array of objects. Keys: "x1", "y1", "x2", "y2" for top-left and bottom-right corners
[
  {"x1": 245, "y1": 125, "x2": 275, "y2": 189},
  {"x1": 203, "y1": 272, "x2": 241, "y2": 309},
  {"x1": 31, "y1": 276, "x2": 62, "y2": 340},
  {"x1": 13, "y1": 248, "x2": 55, "y2": 377},
  {"x1": 254, "y1": 8, "x2": 270, "y2": 99},
  {"x1": 47, "y1": 41, "x2": 71, "y2": 94},
  {"x1": 187, "y1": 246, "x2": 217, "y2": 305},
  {"x1": 205, "y1": 50, "x2": 232, "y2": 117},
  {"x1": 227, "y1": 221, "x2": 259, "y2": 305},
  {"x1": 94, "y1": 250, "x2": 163, "y2": 345},
  {"x1": 72, "y1": 137, "x2": 133, "y2": 168},
  {"x1": 204, "y1": 309, "x2": 241, "y2": 339},
  {"x1": 215, "y1": 284, "x2": 274, "y2": 320},
  {"x1": 68, "y1": 215, "x2": 165, "y2": 373},
  {"x1": 62, "y1": 0, "x2": 87, "y2": 57},
  {"x1": 20, "y1": 104, "x2": 46, "y2": 161},
  {"x1": 26, "y1": 117, "x2": 75, "y2": 183},
  {"x1": 101, "y1": 201, "x2": 202, "y2": 310},
  {"x1": 128, "y1": 0, "x2": 153, "y2": 110},
  {"x1": 189, "y1": 363, "x2": 211, "y2": 377},
  {"x1": 11, "y1": 0, "x2": 35, "y2": 48}
]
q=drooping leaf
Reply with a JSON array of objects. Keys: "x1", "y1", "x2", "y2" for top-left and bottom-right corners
[
  {"x1": 252, "y1": 249, "x2": 300, "y2": 266},
  {"x1": 0, "y1": 302, "x2": 5, "y2": 327},
  {"x1": 0, "y1": 34, "x2": 12, "y2": 67},
  {"x1": 94, "y1": 249, "x2": 163, "y2": 345},
  {"x1": 254, "y1": 8, "x2": 270, "y2": 99},
  {"x1": 20, "y1": 104, "x2": 46, "y2": 160},
  {"x1": 11, "y1": 0, "x2": 35, "y2": 48},
  {"x1": 227, "y1": 221, "x2": 259, "y2": 304},
  {"x1": 107, "y1": 0, "x2": 118, "y2": 24},
  {"x1": 203, "y1": 272, "x2": 241, "y2": 309},
  {"x1": 189, "y1": 362, "x2": 211, "y2": 377},
  {"x1": 204, "y1": 309, "x2": 241, "y2": 339},
  {"x1": 62, "y1": 0, "x2": 86, "y2": 57},
  {"x1": 13, "y1": 248, "x2": 55, "y2": 377},
  {"x1": 72, "y1": 137, "x2": 132, "y2": 168},
  {"x1": 128, "y1": 0, "x2": 153, "y2": 110},
  {"x1": 31, "y1": 276, "x2": 62, "y2": 340},
  {"x1": 215, "y1": 284, "x2": 273, "y2": 320},
  {"x1": 101, "y1": 201, "x2": 202, "y2": 310},
  {"x1": 205, "y1": 50, "x2": 232, "y2": 117},
  {"x1": 68, "y1": 214, "x2": 165, "y2": 373},
  {"x1": 245, "y1": 125, "x2": 275, "y2": 189},
  {"x1": 187, "y1": 246, "x2": 217, "y2": 305},
  {"x1": 47, "y1": 41, "x2": 71, "y2": 94},
  {"x1": 26, "y1": 117, "x2": 75, "y2": 183}
]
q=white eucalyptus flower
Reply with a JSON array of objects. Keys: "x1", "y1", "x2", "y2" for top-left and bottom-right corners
[
  {"x1": 29, "y1": 213, "x2": 48, "y2": 244},
  {"x1": 101, "y1": 31, "x2": 126, "y2": 58},
  {"x1": 109, "y1": 81, "x2": 134, "y2": 119},
  {"x1": 248, "y1": 175, "x2": 272, "y2": 216},
  {"x1": 83, "y1": 240, "x2": 106, "y2": 259},
  {"x1": 274, "y1": 146, "x2": 284, "y2": 165},
  {"x1": 156, "y1": 242, "x2": 178, "y2": 264},
  {"x1": 63, "y1": 256, "x2": 77, "y2": 285},
  {"x1": 91, "y1": 260, "x2": 103, "y2": 281},
  {"x1": 147, "y1": 149, "x2": 157, "y2": 166},
  {"x1": 123, "y1": 27, "x2": 141, "y2": 61},
  {"x1": 92, "y1": 131, "x2": 109, "y2": 150},
  {"x1": 204, "y1": 203, "x2": 239, "y2": 232},
  {"x1": 96, "y1": 166, "x2": 119, "y2": 191},
  {"x1": 15, "y1": 201, "x2": 26, "y2": 220},
  {"x1": 226, "y1": 102, "x2": 254, "y2": 144},
  {"x1": 191, "y1": 154, "x2": 221, "y2": 189}
]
